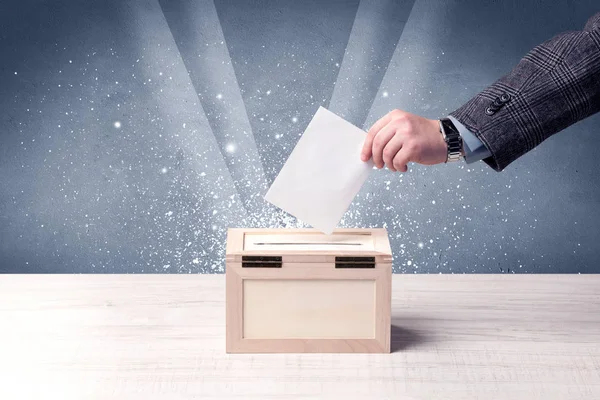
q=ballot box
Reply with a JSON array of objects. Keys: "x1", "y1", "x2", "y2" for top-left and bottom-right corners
[{"x1": 225, "y1": 228, "x2": 392, "y2": 353}]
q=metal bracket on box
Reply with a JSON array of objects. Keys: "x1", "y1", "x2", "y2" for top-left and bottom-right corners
[
  {"x1": 335, "y1": 256, "x2": 375, "y2": 269},
  {"x1": 241, "y1": 256, "x2": 282, "y2": 268}
]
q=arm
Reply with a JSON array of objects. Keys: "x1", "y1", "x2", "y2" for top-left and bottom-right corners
[
  {"x1": 362, "y1": 13, "x2": 600, "y2": 172},
  {"x1": 450, "y1": 12, "x2": 600, "y2": 171}
]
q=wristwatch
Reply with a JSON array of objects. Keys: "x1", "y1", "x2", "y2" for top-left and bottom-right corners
[{"x1": 438, "y1": 117, "x2": 464, "y2": 162}]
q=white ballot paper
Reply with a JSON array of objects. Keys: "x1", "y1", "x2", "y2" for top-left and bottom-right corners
[{"x1": 264, "y1": 106, "x2": 374, "y2": 234}]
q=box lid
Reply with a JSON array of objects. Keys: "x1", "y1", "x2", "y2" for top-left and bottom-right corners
[{"x1": 226, "y1": 228, "x2": 392, "y2": 263}]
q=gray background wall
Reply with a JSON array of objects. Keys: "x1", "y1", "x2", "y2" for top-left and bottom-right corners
[{"x1": 1, "y1": 0, "x2": 598, "y2": 273}]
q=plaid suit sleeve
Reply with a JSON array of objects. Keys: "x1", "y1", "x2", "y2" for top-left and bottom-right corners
[{"x1": 450, "y1": 12, "x2": 600, "y2": 172}]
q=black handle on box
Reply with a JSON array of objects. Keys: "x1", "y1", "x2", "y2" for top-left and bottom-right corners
[
  {"x1": 335, "y1": 256, "x2": 375, "y2": 268},
  {"x1": 241, "y1": 256, "x2": 282, "y2": 268}
]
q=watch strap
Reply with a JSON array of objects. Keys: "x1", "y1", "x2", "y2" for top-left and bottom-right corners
[{"x1": 439, "y1": 118, "x2": 463, "y2": 162}]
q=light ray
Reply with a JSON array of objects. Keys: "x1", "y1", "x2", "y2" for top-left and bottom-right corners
[
  {"x1": 159, "y1": 0, "x2": 271, "y2": 220},
  {"x1": 327, "y1": 0, "x2": 416, "y2": 129}
]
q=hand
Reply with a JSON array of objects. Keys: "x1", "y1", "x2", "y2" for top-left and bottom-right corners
[{"x1": 360, "y1": 109, "x2": 449, "y2": 172}]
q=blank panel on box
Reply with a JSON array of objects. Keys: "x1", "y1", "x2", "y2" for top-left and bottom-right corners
[{"x1": 242, "y1": 279, "x2": 376, "y2": 339}]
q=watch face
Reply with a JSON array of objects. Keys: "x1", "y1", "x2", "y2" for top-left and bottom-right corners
[{"x1": 441, "y1": 118, "x2": 459, "y2": 137}]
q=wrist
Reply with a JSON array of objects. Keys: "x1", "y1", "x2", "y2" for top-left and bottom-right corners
[{"x1": 427, "y1": 119, "x2": 448, "y2": 164}]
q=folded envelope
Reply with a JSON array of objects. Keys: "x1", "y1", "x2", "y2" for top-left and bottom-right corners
[{"x1": 264, "y1": 106, "x2": 374, "y2": 234}]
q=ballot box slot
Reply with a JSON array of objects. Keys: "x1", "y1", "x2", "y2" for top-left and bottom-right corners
[
  {"x1": 335, "y1": 256, "x2": 375, "y2": 268},
  {"x1": 242, "y1": 256, "x2": 282, "y2": 268}
]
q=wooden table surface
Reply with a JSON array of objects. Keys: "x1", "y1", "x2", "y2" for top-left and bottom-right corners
[{"x1": 1, "y1": 275, "x2": 599, "y2": 400}]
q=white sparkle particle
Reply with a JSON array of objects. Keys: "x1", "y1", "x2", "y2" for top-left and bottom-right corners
[
  {"x1": 226, "y1": 143, "x2": 236, "y2": 153},
  {"x1": 14, "y1": 71, "x2": 18, "y2": 75},
  {"x1": 161, "y1": 167, "x2": 168, "y2": 174},
  {"x1": 216, "y1": 93, "x2": 223, "y2": 100},
  {"x1": 431, "y1": 200, "x2": 436, "y2": 204},
  {"x1": 113, "y1": 121, "x2": 121, "y2": 129},
  {"x1": 292, "y1": 117, "x2": 298, "y2": 123},
  {"x1": 382, "y1": 91, "x2": 389, "y2": 98},
  {"x1": 192, "y1": 258, "x2": 200, "y2": 264},
  {"x1": 266, "y1": 90, "x2": 271, "y2": 95},
  {"x1": 418, "y1": 242, "x2": 424, "y2": 249},
  {"x1": 407, "y1": 260, "x2": 412, "y2": 266}
]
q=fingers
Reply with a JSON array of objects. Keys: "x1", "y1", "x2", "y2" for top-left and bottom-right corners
[
  {"x1": 371, "y1": 122, "x2": 397, "y2": 169},
  {"x1": 392, "y1": 146, "x2": 412, "y2": 173},
  {"x1": 361, "y1": 111, "x2": 394, "y2": 162},
  {"x1": 382, "y1": 134, "x2": 404, "y2": 172}
]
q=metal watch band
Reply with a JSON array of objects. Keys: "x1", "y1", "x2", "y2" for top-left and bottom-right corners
[{"x1": 439, "y1": 118, "x2": 463, "y2": 162}]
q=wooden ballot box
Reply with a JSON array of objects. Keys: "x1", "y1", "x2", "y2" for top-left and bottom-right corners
[{"x1": 225, "y1": 228, "x2": 392, "y2": 353}]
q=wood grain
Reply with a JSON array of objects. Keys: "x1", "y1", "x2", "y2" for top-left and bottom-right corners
[{"x1": 1, "y1": 275, "x2": 600, "y2": 400}]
